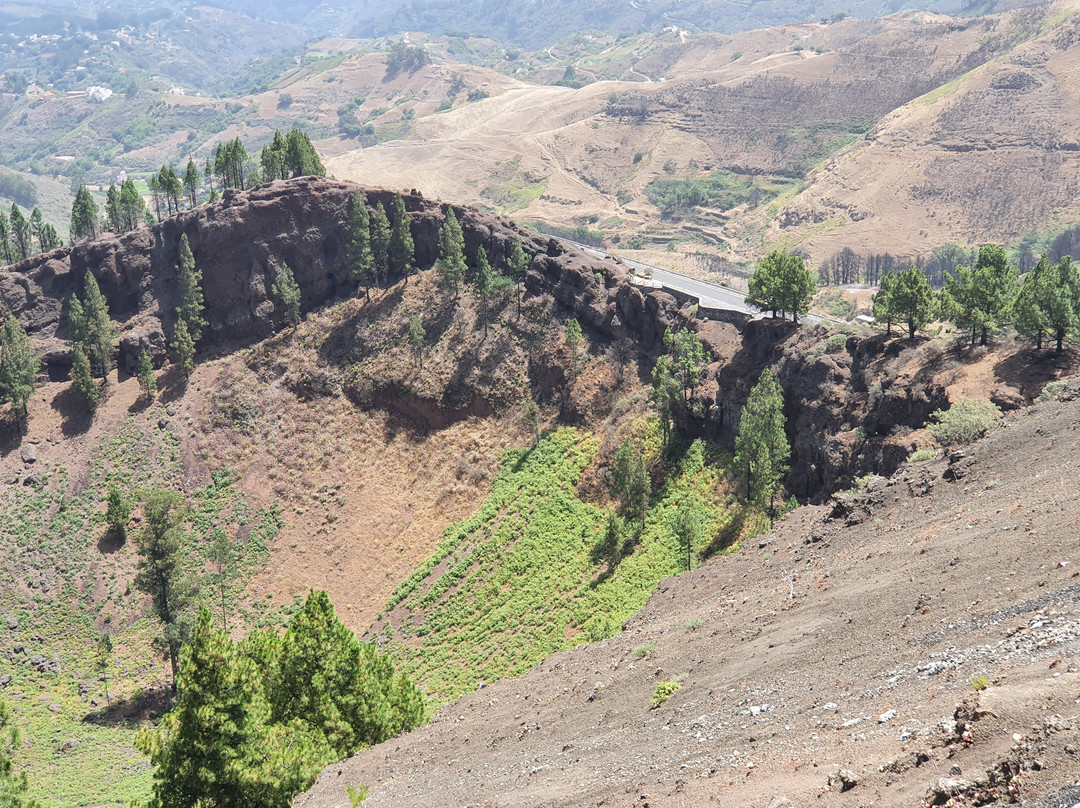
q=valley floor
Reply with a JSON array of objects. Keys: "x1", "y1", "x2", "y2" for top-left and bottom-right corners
[{"x1": 298, "y1": 392, "x2": 1080, "y2": 807}]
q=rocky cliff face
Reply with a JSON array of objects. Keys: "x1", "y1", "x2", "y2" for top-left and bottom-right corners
[{"x1": 0, "y1": 177, "x2": 947, "y2": 499}]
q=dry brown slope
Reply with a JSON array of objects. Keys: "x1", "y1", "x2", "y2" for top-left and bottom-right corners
[
  {"x1": 298, "y1": 390, "x2": 1080, "y2": 807},
  {"x1": 324, "y1": 4, "x2": 1080, "y2": 268},
  {"x1": 771, "y1": 1, "x2": 1080, "y2": 261}
]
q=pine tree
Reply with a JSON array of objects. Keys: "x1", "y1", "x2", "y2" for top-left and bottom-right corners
[
  {"x1": 175, "y1": 234, "x2": 206, "y2": 343},
  {"x1": 406, "y1": 315, "x2": 425, "y2": 367},
  {"x1": 669, "y1": 328, "x2": 706, "y2": 399},
  {"x1": 611, "y1": 438, "x2": 650, "y2": 527},
  {"x1": 346, "y1": 192, "x2": 375, "y2": 298},
  {"x1": 9, "y1": 205, "x2": 29, "y2": 262},
  {"x1": 747, "y1": 249, "x2": 816, "y2": 323},
  {"x1": 474, "y1": 246, "x2": 511, "y2": 337},
  {"x1": 95, "y1": 634, "x2": 113, "y2": 708},
  {"x1": 436, "y1": 207, "x2": 467, "y2": 294},
  {"x1": 1045, "y1": 256, "x2": 1080, "y2": 352},
  {"x1": 133, "y1": 488, "x2": 194, "y2": 691},
  {"x1": 1013, "y1": 255, "x2": 1050, "y2": 350},
  {"x1": 650, "y1": 354, "x2": 680, "y2": 448},
  {"x1": 206, "y1": 529, "x2": 236, "y2": 632},
  {"x1": 507, "y1": 237, "x2": 531, "y2": 316},
  {"x1": 105, "y1": 184, "x2": 122, "y2": 232},
  {"x1": 942, "y1": 245, "x2": 1018, "y2": 345},
  {"x1": 171, "y1": 319, "x2": 195, "y2": 378},
  {"x1": 0, "y1": 313, "x2": 38, "y2": 420},
  {"x1": 0, "y1": 211, "x2": 12, "y2": 265},
  {"x1": 0, "y1": 699, "x2": 41, "y2": 808},
  {"x1": 183, "y1": 159, "x2": 200, "y2": 208},
  {"x1": 28, "y1": 208, "x2": 44, "y2": 254},
  {"x1": 670, "y1": 493, "x2": 708, "y2": 572},
  {"x1": 388, "y1": 194, "x2": 414, "y2": 281},
  {"x1": 891, "y1": 265, "x2": 936, "y2": 340},
  {"x1": 137, "y1": 609, "x2": 325, "y2": 808},
  {"x1": 70, "y1": 344, "x2": 102, "y2": 410},
  {"x1": 872, "y1": 271, "x2": 897, "y2": 335},
  {"x1": 734, "y1": 367, "x2": 789, "y2": 521},
  {"x1": 565, "y1": 318, "x2": 583, "y2": 377},
  {"x1": 74, "y1": 273, "x2": 114, "y2": 379},
  {"x1": 270, "y1": 591, "x2": 424, "y2": 757},
  {"x1": 119, "y1": 179, "x2": 145, "y2": 232},
  {"x1": 70, "y1": 186, "x2": 99, "y2": 242},
  {"x1": 284, "y1": 127, "x2": 325, "y2": 178},
  {"x1": 137, "y1": 347, "x2": 156, "y2": 399},
  {"x1": 105, "y1": 483, "x2": 132, "y2": 539},
  {"x1": 272, "y1": 263, "x2": 302, "y2": 329},
  {"x1": 370, "y1": 203, "x2": 391, "y2": 287}
]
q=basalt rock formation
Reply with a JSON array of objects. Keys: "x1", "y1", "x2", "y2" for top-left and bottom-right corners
[{"x1": 0, "y1": 177, "x2": 950, "y2": 499}]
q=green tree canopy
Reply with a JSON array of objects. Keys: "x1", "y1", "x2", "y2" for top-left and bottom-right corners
[
  {"x1": 406, "y1": 315, "x2": 425, "y2": 367},
  {"x1": 272, "y1": 263, "x2": 302, "y2": 329},
  {"x1": 175, "y1": 234, "x2": 206, "y2": 344},
  {"x1": 388, "y1": 194, "x2": 415, "y2": 280},
  {"x1": 136, "y1": 347, "x2": 156, "y2": 399},
  {"x1": 891, "y1": 265, "x2": 936, "y2": 340},
  {"x1": 871, "y1": 271, "x2": 897, "y2": 335},
  {"x1": 0, "y1": 313, "x2": 38, "y2": 420},
  {"x1": 346, "y1": 191, "x2": 375, "y2": 298},
  {"x1": 69, "y1": 344, "x2": 101, "y2": 410},
  {"x1": 71, "y1": 186, "x2": 100, "y2": 243},
  {"x1": 183, "y1": 159, "x2": 200, "y2": 208},
  {"x1": 734, "y1": 367, "x2": 790, "y2": 520},
  {"x1": 171, "y1": 318, "x2": 195, "y2": 378},
  {"x1": 1014, "y1": 255, "x2": 1080, "y2": 352},
  {"x1": 942, "y1": 244, "x2": 1018, "y2": 345},
  {"x1": 70, "y1": 273, "x2": 114, "y2": 379},
  {"x1": 370, "y1": 202, "x2": 392, "y2": 287},
  {"x1": 437, "y1": 207, "x2": 467, "y2": 294},
  {"x1": 747, "y1": 249, "x2": 816, "y2": 324},
  {"x1": 611, "y1": 438, "x2": 650, "y2": 527},
  {"x1": 133, "y1": 488, "x2": 194, "y2": 690},
  {"x1": 270, "y1": 591, "x2": 424, "y2": 757},
  {"x1": 137, "y1": 609, "x2": 325, "y2": 808}
]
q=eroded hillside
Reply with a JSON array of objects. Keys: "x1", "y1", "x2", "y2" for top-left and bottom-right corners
[{"x1": 298, "y1": 382, "x2": 1080, "y2": 808}]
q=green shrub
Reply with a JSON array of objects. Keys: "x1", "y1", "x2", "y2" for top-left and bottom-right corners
[
  {"x1": 926, "y1": 398, "x2": 1002, "y2": 446},
  {"x1": 907, "y1": 448, "x2": 936, "y2": 463},
  {"x1": 634, "y1": 642, "x2": 656, "y2": 659},
  {"x1": 650, "y1": 680, "x2": 681, "y2": 709},
  {"x1": 682, "y1": 617, "x2": 701, "y2": 630},
  {"x1": 969, "y1": 674, "x2": 989, "y2": 691},
  {"x1": 1036, "y1": 379, "x2": 1068, "y2": 403},
  {"x1": 825, "y1": 333, "x2": 849, "y2": 354}
]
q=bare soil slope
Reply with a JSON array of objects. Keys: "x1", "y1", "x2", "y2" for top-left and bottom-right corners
[
  {"x1": 323, "y1": 2, "x2": 1080, "y2": 267},
  {"x1": 299, "y1": 387, "x2": 1080, "y2": 808}
]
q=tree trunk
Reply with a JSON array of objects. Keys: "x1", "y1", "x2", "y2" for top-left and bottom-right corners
[
  {"x1": 1036, "y1": 331, "x2": 1043, "y2": 350},
  {"x1": 980, "y1": 326, "x2": 988, "y2": 346},
  {"x1": 1057, "y1": 329, "x2": 1065, "y2": 353}
]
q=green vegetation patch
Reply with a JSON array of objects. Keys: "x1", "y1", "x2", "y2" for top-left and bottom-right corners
[
  {"x1": 377, "y1": 427, "x2": 728, "y2": 702},
  {"x1": 644, "y1": 171, "x2": 795, "y2": 219},
  {"x1": 0, "y1": 414, "x2": 282, "y2": 808}
]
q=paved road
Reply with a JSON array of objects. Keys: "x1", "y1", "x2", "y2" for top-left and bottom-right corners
[{"x1": 548, "y1": 235, "x2": 842, "y2": 326}]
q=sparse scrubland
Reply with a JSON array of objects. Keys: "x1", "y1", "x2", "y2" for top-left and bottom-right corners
[{"x1": 4, "y1": 1, "x2": 1080, "y2": 802}]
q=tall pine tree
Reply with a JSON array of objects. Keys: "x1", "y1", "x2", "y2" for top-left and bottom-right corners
[
  {"x1": 175, "y1": 235, "x2": 206, "y2": 343},
  {"x1": 346, "y1": 191, "x2": 375, "y2": 298},
  {"x1": 388, "y1": 194, "x2": 414, "y2": 281},
  {"x1": 734, "y1": 367, "x2": 790, "y2": 521},
  {"x1": 436, "y1": 207, "x2": 467, "y2": 294},
  {"x1": 0, "y1": 313, "x2": 38, "y2": 420},
  {"x1": 370, "y1": 202, "x2": 391, "y2": 287}
]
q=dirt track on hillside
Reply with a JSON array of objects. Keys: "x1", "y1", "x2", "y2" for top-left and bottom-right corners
[{"x1": 299, "y1": 390, "x2": 1080, "y2": 807}]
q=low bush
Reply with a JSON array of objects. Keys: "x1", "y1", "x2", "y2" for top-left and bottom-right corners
[
  {"x1": 650, "y1": 680, "x2": 681, "y2": 709},
  {"x1": 926, "y1": 398, "x2": 1001, "y2": 446}
]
